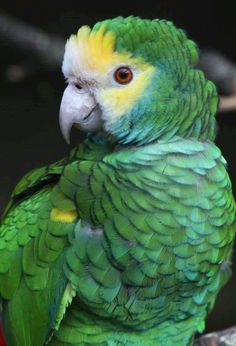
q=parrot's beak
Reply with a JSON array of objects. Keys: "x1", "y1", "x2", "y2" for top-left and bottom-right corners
[{"x1": 59, "y1": 85, "x2": 103, "y2": 143}]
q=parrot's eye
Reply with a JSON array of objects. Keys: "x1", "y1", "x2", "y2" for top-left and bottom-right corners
[
  {"x1": 74, "y1": 83, "x2": 82, "y2": 90},
  {"x1": 114, "y1": 67, "x2": 133, "y2": 84}
]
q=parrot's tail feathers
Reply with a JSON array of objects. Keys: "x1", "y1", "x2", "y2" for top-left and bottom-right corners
[
  {"x1": 53, "y1": 284, "x2": 76, "y2": 332},
  {"x1": 45, "y1": 284, "x2": 76, "y2": 345}
]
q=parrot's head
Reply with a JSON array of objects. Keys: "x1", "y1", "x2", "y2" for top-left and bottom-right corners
[{"x1": 60, "y1": 16, "x2": 218, "y2": 145}]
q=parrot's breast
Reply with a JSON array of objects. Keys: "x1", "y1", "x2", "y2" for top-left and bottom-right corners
[{"x1": 56, "y1": 138, "x2": 236, "y2": 333}]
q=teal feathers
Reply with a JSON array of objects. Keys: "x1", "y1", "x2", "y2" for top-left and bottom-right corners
[{"x1": 0, "y1": 17, "x2": 235, "y2": 346}]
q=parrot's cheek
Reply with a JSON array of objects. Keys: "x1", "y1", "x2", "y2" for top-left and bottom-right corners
[{"x1": 59, "y1": 85, "x2": 103, "y2": 143}]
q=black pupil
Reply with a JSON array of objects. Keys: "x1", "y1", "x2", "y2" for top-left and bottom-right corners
[
  {"x1": 75, "y1": 83, "x2": 82, "y2": 90},
  {"x1": 119, "y1": 69, "x2": 129, "y2": 80}
]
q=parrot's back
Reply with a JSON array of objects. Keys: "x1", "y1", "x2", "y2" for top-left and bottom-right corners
[{"x1": 0, "y1": 137, "x2": 235, "y2": 346}]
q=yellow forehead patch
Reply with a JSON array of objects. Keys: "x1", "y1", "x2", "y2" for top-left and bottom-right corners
[
  {"x1": 65, "y1": 24, "x2": 150, "y2": 75},
  {"x1": 63, "y1": 24, "x2": 155, "y2": 120},
  {"x1": 75, "y1": 25, "x2": 116, "y2": 72}
]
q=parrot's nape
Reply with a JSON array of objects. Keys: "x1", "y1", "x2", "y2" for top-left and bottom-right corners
[{"x1": 0, "y1": 16, "x2": 235, "y2": 346}]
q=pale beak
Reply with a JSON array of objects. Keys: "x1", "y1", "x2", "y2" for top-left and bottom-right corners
[{"x1": 59, "y1": 85, "x2": 102, "y2": 143}]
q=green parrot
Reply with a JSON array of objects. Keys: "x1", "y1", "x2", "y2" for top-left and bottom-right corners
[{"x1": 0, "y1": 16, "x2": 235, "y2": 346}]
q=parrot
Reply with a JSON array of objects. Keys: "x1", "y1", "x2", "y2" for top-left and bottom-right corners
[{"x1": 0, "y1": 16, "x2": 235, "y2": 346}]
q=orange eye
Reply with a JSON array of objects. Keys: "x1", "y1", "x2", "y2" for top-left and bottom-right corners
[{"x1": 114, "y1": 67, "x2": 133, "y2": 84}]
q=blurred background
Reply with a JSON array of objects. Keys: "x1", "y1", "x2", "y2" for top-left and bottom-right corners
[{"x1": 0, "y1": 0, "x2": 236, "y2": 334}]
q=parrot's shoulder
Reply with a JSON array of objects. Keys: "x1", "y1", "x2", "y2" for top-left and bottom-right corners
[
  {"x1": 0, "y1": 148, "x2": 84, "y2": 343},
  {"x1": 2, "y1": 137, "x2": 111, "y2": 220},
  {"x1": 2, "y1": 158, "x2": 66, "y2": 220},
  {"x1": 106, "y1": 138, "x2": 223, "y2": 165}
]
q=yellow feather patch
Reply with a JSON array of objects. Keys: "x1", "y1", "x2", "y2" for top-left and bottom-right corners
[
  {"x1": 73, "y1": 24, "x2": 117, "y2": 73},
  {"x1": 64, "y1": 24, "x2": 155, "y2": 119},
  {"x1": 66, "y1": 24, "x2": 149, "y2": 75},
  {"x1": 50, "y1": 208, "x2": 77, "y2": 223},
  {"x1": 98, "y1": 66, "x2": 154, "y2": 119}
]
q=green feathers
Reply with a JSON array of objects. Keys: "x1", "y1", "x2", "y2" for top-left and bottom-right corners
[
  {"x1": 94, "y1": 17, "x2": 199, "y2": 67},
  {"x1": 92, "y1": 17, "x2": 217, "y2": 145},
  {"x1": 2, "y1": 136, "x2": 235, "y2": 345},
  {"x1": 0, "y1": 17, "x2": 235, "y2": 346}
]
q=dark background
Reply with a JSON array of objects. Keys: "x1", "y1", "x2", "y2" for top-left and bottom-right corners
[{"x1": 0, "y1": 0, "x2": 236, "y2": 333}]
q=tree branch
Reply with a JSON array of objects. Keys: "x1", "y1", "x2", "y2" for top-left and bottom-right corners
[
  {"x1": 198, "y1": 51, "x2": 236, "y2": 94},
  {"x1": 194, "y1": 326, "x2": 236, "y2": 346},
  {"x1": 0, "y1": 10, "x2": 64, "y2": 66},
  {"x1": 1, "y1": 9, "x2": 236, "y2": 114},
  {"x1": 198, "y1": 51, "x2": 236, "y2": 113},
  {"x1": 219, "y1": 95, "x2": 236, "y2": 113},
  {"x1": 194, "y1": 326, "x2": 236, "y2": 345}
]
